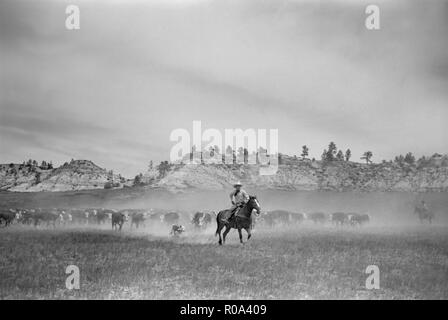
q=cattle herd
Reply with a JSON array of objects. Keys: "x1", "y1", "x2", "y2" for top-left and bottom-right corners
[
  {"x1": 0, "y1": 206, "x2": 371, "y2": 236},
  {"x1": 0, "y1": 207, "x2": 217, "y2": 234},
  {"x1": 0, "y1": 208, "x2": 179, "y2": 230},
  {"x1": 257, "y1": 210, "x2": 370, "y2": 227}
]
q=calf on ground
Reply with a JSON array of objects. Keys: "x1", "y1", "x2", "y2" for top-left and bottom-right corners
[{"x1": 170, "y1": 224, "x2": 185, "y2": 236}]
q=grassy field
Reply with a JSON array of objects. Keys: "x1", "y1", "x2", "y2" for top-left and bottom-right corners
[{"x1": 1, "y1": 224, "x2": 447, "y2": 299}]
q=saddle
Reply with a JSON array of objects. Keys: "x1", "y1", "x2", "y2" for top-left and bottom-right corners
[{"x1": 220, "y1": 206, "x2": 240, "y2": 223}]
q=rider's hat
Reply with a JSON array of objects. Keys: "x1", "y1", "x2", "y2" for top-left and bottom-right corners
[{"x1": 233, "y1": 181, "x2": 243, "y2": 187}]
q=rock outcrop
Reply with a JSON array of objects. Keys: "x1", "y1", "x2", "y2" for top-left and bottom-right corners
[
  {"x1": 154, "y1": 157, "x2": 448, "y2": 193},
  {"x1": 0, "y1": 160, "x2": 121, "y2": 192},
  {"x1": 1, "y1": 155, "x2": 447, "y2": 193}
]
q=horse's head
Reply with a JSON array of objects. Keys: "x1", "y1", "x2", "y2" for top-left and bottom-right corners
[{"x1": 248, "y1": 196, "x2": 261, "y2": 215}]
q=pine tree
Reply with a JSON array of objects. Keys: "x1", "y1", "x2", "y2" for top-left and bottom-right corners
[
  {"x1": 301, "y1": 145, "x2": 309, "y2": 159},
  {"x1": 336, "y1": 150, "x2": 344, "y2": 161},
  {"x1": 326, "y1": 142, "x2": 337, "y2": 161},
  {"x1": 404, "y1": 152, "x2": 416, "y2": 165},
  {"x1": 361, "y1": 151, "x2": 373, "y2": 164},
  {"x1": 345, "y1": 149, "x2": 351, "y2": 161},
  {"x1": 321, "y1": 149, "x2": 328, "y2": 161}
]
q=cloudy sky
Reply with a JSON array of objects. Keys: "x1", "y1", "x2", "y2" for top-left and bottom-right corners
[{"x1": 0, "y1": 0, "x2": 447, "y2": 177}]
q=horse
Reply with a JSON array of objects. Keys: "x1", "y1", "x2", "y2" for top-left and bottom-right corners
[
  {"x1": 414, "y1": 206, "x2": 434, "y2": 224},
  {"x1": 215, "y1": 196, "x2": 261, "y2": 245}
]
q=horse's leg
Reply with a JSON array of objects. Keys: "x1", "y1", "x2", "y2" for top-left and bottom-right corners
[
  {"x1": 245, "y1": 227, "x2": 252, "y2": 241},
  {"x1": 216, "y1": 223, "x2": 224, "y2": 245},
  {"x1": 222, "y1": 226, "x2": 231, "y2": 244},
  {"x1": 237, "y1": 227, "x2": 243, "y2": 244}
]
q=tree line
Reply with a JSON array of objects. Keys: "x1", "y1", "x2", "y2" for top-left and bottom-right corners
[
  {"x1": 0, "y1": 159, "x2": 54, "y2": 175},
  {"x1": 132, "y1": 143, "x2": 446, "y2": 186}
]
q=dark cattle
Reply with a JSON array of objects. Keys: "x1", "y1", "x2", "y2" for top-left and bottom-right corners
[
  {"x1": 290, "y1": 212, "x2": 306, "y2": 224},
  {"x1": 308, "y1": 212, "x2": 327, "y2": 224},
  {"x1": 263, "y1": 210, "x2": 291, "y2": 226},
  {"x1": 191, "y1": 212, "x2": 202, "y2": 227},
  {"x1": 112, "y1": 212, "x2": 127, "y2": 231},
  {"x1": 56, "y1": 209, "x2": 73, "y2": 226},
  {"x1": 348, "y1": 213, "x2": 370, "y2": 226},
  {"x1": 0, "y1": 210, "x2": 16, "y2": 227},
  {"x1": 331, "y1": 212, "x2": 349, "y2": 226},
  {"x1": 33, "y1": 209, "x2": 59, "y2": 228},
  {"x1": 191, "y1": 211, "x2": 213, "y2": 229},
  {"x1": 163, "y1": 212, "x2": 180, "y2": 225},
  {"x1": 63, "y1": 208, "x2": 88, "y2": 225},
  {"x1": 203, "y1": 212, "x2": 213, "y2": 225},
  {"x1": 65, "y1": 209, "x2": 85, "y2": 224},
  {"x1": 170, "y1": 224, "x2": 185, "y2": 237},
  {"x1": 130, "y1": 211, "x2": 146, "y2": 229},
  {"x1": 83, "y1": 209, "x2": 97, "y2": 225},
  {"x1": 95, "y1": 208, "x2": 114, "y2": 225},
  {"x1": 148, "y1": 211, "x2": 164, "y2": 223},
  {"x1": 19, "y1": 209, "x2": 34, "y2": 225}
]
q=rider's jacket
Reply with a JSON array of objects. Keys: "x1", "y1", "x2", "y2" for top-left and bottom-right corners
[{"x1": 229, "y1": 189, "x2": 249, "y2": 206}]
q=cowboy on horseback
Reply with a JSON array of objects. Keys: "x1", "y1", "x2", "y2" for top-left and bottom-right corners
[
  {"x1": 215, "y1": 189, "x2": 261, "y2": 245},
  {"x1": 223, "y1": 181, "x2": 249, "y2": 223}
]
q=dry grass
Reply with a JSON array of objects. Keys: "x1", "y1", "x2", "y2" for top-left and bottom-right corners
[{"x1": 1, "y1": 224, "x2": 447, "y2": 299}]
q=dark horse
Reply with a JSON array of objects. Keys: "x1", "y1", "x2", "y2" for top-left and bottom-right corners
[{"x1": 215, "y1": 196, "x2": 261, "y2": 245}]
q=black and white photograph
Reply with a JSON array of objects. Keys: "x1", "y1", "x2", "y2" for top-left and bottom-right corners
[{"x1": 0, "y1": 0, "x2": 447, "y2": 305}]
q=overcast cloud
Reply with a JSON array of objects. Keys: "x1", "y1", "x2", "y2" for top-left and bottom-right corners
[{"x1": 0, "y1": 0, "x2": 447, "y2": 176}]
